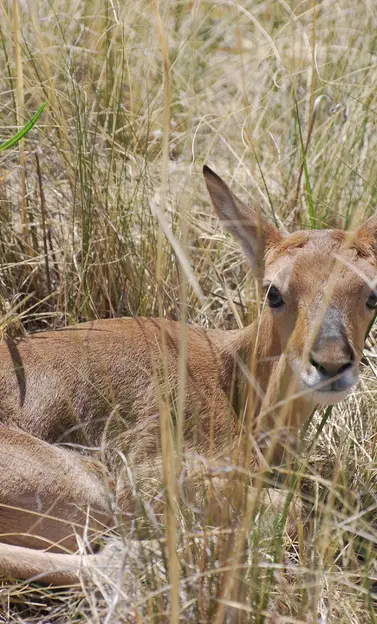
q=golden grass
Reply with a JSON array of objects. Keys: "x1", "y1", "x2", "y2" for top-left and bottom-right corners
[{"x1": 1, "y1": 0, "x2": 377, "y2": 621}]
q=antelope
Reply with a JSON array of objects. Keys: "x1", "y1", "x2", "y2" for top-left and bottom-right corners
[{"x1": 0, "y1": 165, "x2": 376, "y2": 585}]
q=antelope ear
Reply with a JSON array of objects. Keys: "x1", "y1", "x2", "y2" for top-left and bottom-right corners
[
  {"x1": 357, "y1": 213, "x2": 377, "y2": 240},
  {"x1": 203, "y1": 165, "x2": 282, "y2": 278}
]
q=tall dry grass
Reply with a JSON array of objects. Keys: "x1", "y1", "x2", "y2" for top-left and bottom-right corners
[{"x1": 1, "y1": 0, "x2": 377, "y2": 621}]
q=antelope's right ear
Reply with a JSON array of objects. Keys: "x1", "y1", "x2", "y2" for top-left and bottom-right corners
[{"x1": 203, "y1": 165, "x2": 282, "y2": 278}]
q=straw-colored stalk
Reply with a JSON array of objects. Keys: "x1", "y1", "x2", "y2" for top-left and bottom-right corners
[
  {"x1": 154, "y1": 2, "x2": 180, "y2": 622},
  {"x1": 12, "y1": 0, "x2": 29, "y2": 250}
]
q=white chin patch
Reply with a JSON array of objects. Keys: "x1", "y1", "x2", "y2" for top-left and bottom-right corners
[{"x1": 310, "y1": 387, "x2": 353, "y2": 406}]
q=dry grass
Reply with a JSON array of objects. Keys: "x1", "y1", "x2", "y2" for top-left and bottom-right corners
[{"x1": 1, "y1": 0, "x2": 377, "y2": 621}]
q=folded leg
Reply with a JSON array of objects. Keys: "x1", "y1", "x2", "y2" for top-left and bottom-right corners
[{"x1": 0, "y1": 425, "x2": 114, "y2": 553}]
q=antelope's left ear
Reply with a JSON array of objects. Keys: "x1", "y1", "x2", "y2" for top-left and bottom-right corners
[{"x1": 357, "y1": 213, "x2": 377, "y2": 242}]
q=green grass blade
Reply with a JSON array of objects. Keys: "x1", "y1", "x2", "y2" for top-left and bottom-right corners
[
  {"x1": 0, "y1": 101, "x2": 48, "y2": 151},
  {"x1": 296, "y1": 100, "x2": 316, "y2": 228}
]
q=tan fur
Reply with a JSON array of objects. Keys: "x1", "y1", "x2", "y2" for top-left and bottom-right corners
[{"x1": 1, "y1": 165, "x2": 377, "y2": 584}]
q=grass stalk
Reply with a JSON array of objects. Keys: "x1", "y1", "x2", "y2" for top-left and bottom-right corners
[
  {"x1": 296, "y1": 100, "x2": 315, "y2": 228},
  {"x1": 12, "y1": 0, "x2": 29, "y2": 250},
  {"x1": 154, "y1": 2, "x2": 180, "y2": 622}
]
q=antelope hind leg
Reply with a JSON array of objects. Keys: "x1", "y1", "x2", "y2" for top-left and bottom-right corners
[
  {"x1": 0, "y1": 542, "x2": 100, "y2": 585},
  {"x1": 0, "y1": 425, "x2": 115, "y2": 554}
]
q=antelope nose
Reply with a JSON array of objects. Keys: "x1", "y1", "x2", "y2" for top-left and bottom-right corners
[{"x1": 309, "y1": 351, "x2": 354, "y2": 378}]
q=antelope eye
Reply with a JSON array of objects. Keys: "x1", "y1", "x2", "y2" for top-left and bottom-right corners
[
  {"x1": 266, "y1": 285, "x2": 284, "y2": 309},
  {"x1": 366, "y1": 290, "x2": 377, "y2": 310}
]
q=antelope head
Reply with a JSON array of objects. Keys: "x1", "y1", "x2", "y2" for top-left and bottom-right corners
[{"x1": 204, "y1": 165, "x2": 377, "y2": 406}]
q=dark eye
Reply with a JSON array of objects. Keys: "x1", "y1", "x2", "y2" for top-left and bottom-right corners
[
  {"x1": 367, "y1": 290, "x2": 377, "y2": 310},
  {"x1": 266, "y1": 285, "x2": 284, "y2": 309}
]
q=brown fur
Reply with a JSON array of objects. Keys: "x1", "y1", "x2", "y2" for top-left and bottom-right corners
[{"x1": 1, "y1": 165, "x2": 377, "y2": 585}]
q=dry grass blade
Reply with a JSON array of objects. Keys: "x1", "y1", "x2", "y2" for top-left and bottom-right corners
[{"x1": 12, "y1": 0, "x2": 29, "y2": 250}]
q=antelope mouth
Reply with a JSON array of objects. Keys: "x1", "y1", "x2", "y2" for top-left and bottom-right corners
[
  {"x1": 300, "y1": 372, "x2": 358, "y2": 405},
  {"x1": 295, "y1": 358, "x2": 359, "y2": 405}
]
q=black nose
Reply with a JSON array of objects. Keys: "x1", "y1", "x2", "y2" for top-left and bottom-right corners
[{"x1": 309, "y1": 352, "x2": 354, "y2": 378}]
